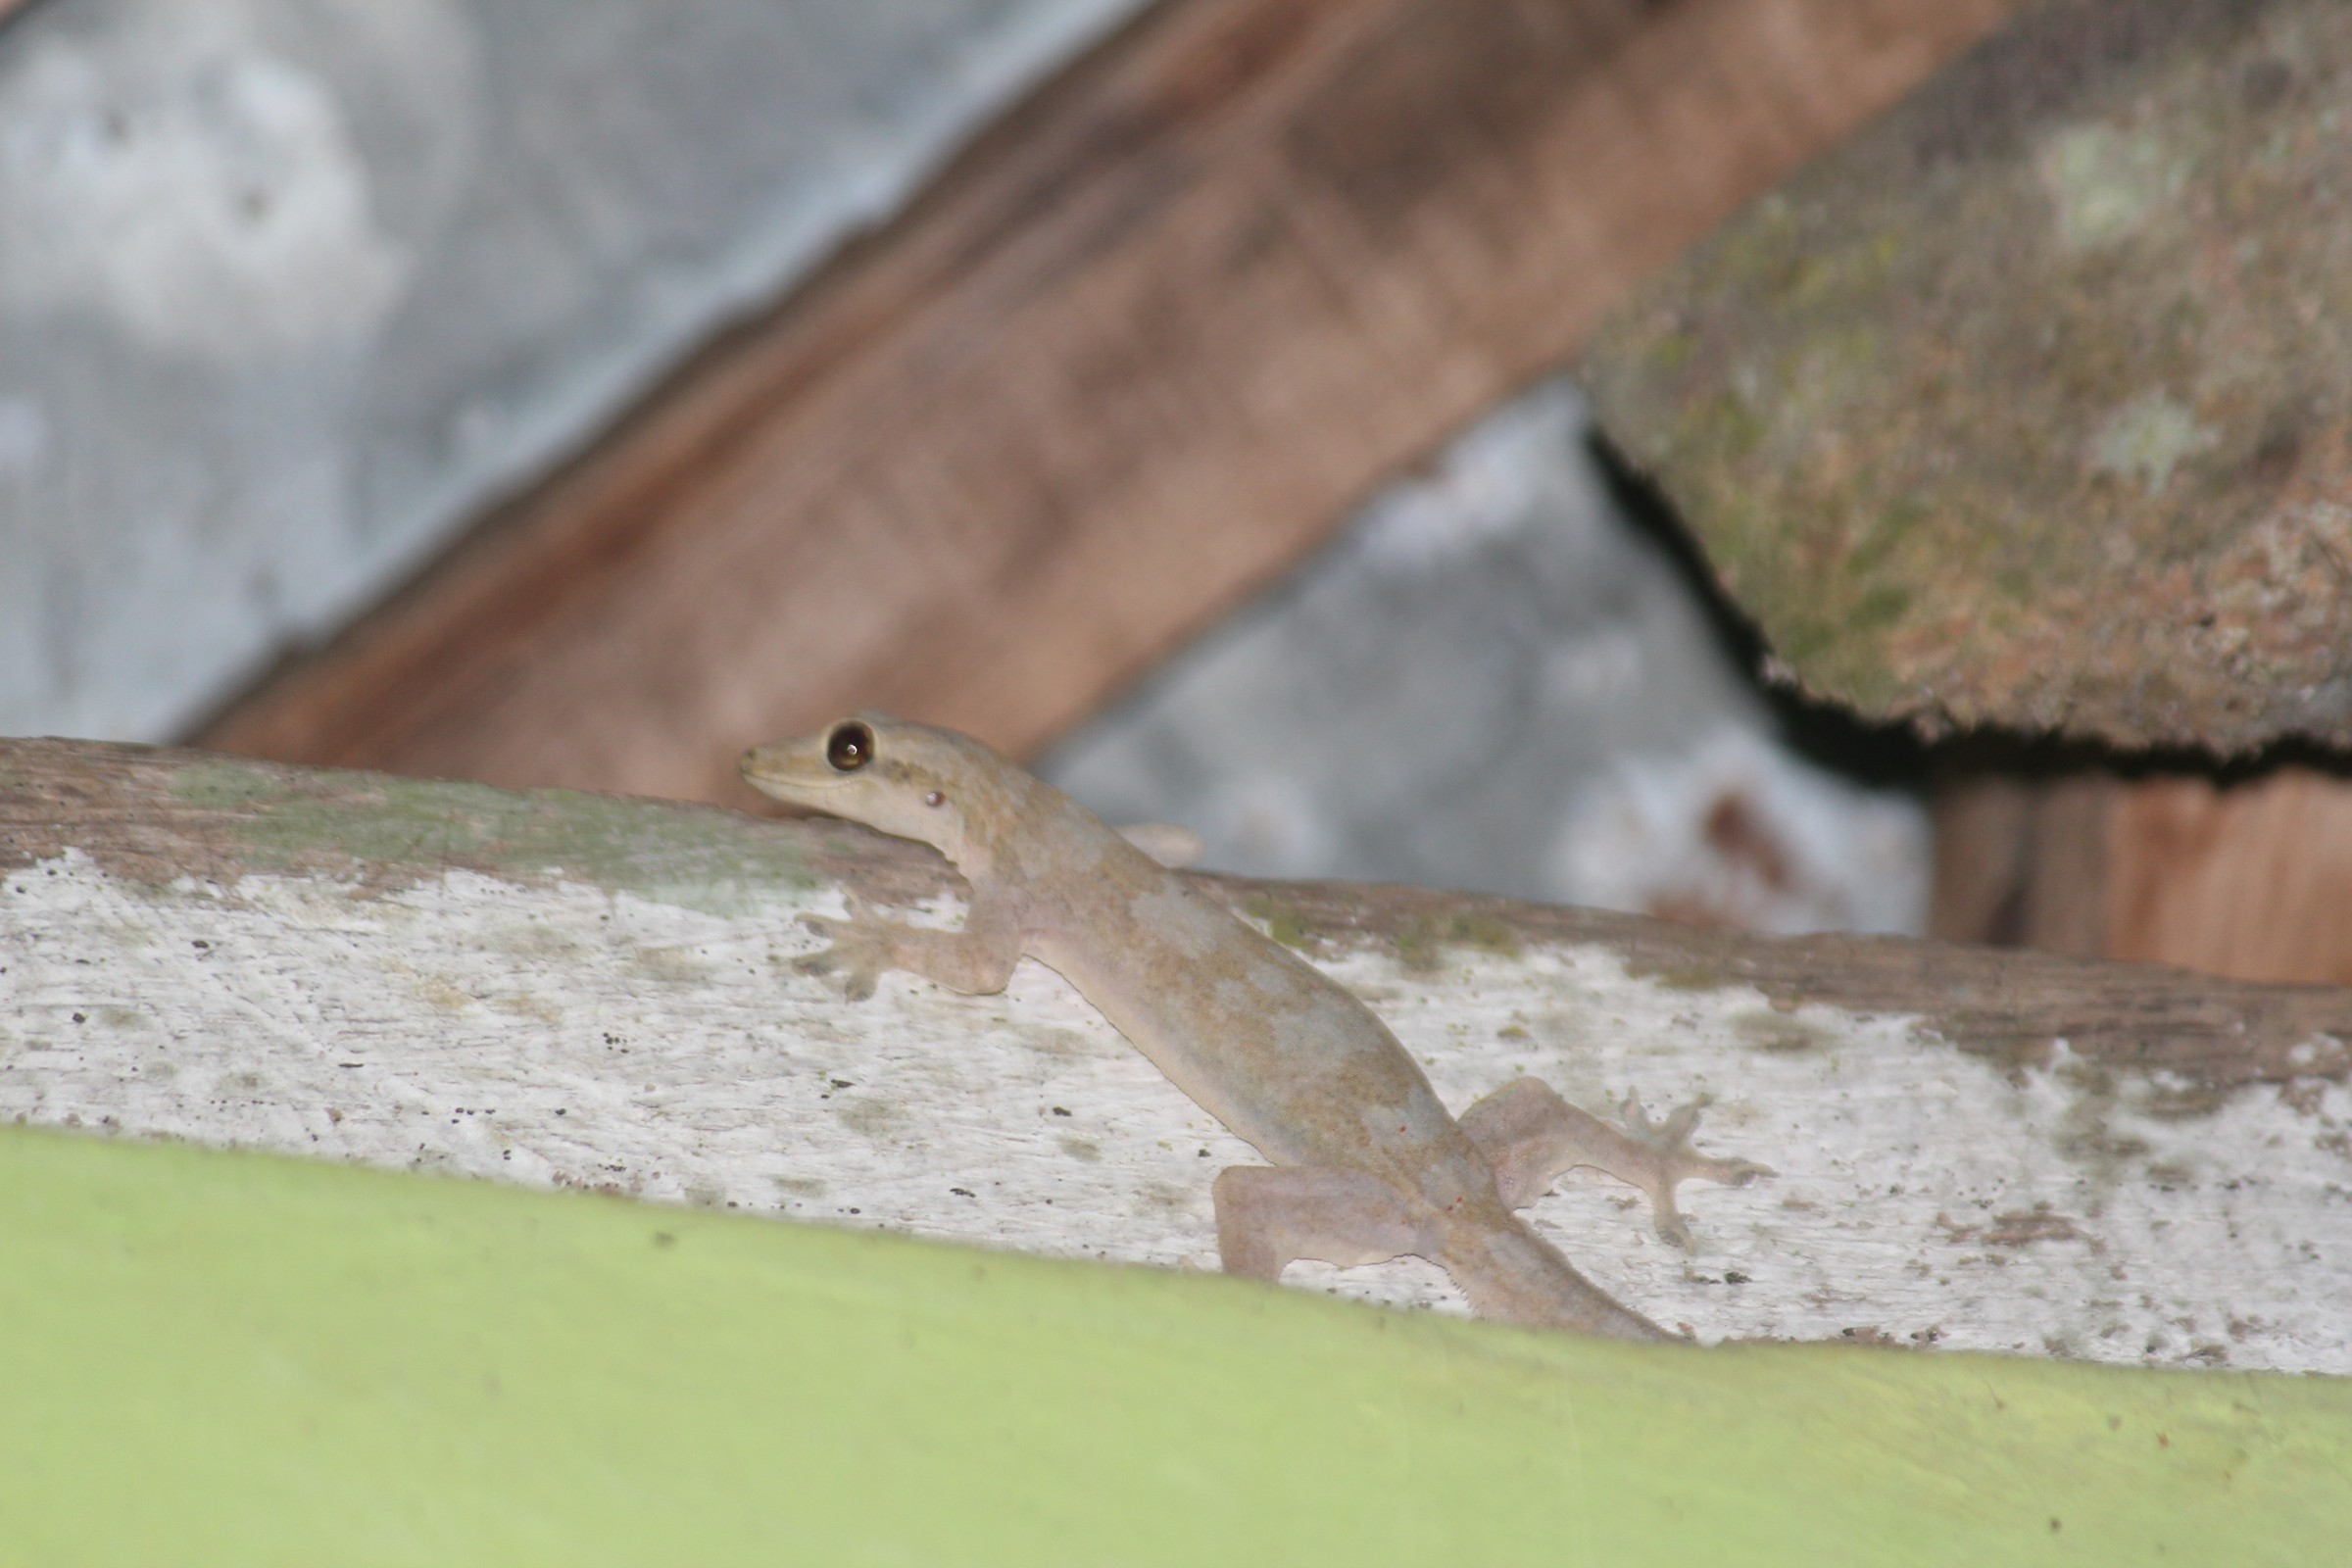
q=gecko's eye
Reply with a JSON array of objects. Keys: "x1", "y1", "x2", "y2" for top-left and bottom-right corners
[{"x1": 825, "y1": 721, "x2": 875, "y2": 771}]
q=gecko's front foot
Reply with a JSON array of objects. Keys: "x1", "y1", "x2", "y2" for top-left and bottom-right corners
[{"x1": 793, "y1": 893, "x2": 895, "y2": 1002}]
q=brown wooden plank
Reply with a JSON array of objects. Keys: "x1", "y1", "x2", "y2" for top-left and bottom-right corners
[
  {"x1": 1931, "y1": 767, "x2": 2352, "y2": 988},
  {"x1": 1930, "y1": 773, "x2": 2113, "y2": 958},
  {"x1": 2103, "y1": 771, "x2": 2352, "y2": 986},
  {"x1": 199, "y1": 0, "x2": 2020, "y2": 808}
]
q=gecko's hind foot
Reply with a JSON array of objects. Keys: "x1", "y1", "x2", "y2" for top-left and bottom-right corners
[
  {"x1": 1622, "y1": 1094, "x2": 1775, "y2": 1186},
  {"x1": 1618, "y1": 1094, "x2": 1774, "y2": 1250},
  {"x1": 1462, "y1": 1078, "x2": 1771, "y2": 1251}
]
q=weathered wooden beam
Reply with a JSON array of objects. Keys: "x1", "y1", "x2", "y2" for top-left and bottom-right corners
[
  {"x1": 196, "y1": 0, "x2": 2018, "y2": 807},
  {"x1": 5, "y1": 738, "x2": 2345, "y2": 1371}
]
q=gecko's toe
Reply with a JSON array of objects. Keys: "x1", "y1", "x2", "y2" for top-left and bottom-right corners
[{"x1": 842, "y1": 968, "x2": 878, "y2": 1003}]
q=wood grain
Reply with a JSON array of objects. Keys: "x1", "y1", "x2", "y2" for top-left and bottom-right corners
[{"x1": 197, "y1": 0, "x2": 2019, "y2": 808}]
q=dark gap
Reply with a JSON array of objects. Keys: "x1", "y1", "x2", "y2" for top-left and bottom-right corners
[{"x1": 1584, "y1": 427, "x2": 1931, "y2": 791}]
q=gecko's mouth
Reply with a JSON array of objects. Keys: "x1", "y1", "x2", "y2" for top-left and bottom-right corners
[{"x1": 738, "y1": 743, "x2": 848, "y2": 803}]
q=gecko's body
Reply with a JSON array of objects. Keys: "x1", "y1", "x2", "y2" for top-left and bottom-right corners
[{"x1": 744, "y1": 715, "x2": 1765, "y2": 1340}]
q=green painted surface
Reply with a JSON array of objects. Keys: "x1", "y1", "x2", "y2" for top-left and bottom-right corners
[{"x1": 4, "y1": 1126, "x2": 2346, "y2": 1565}]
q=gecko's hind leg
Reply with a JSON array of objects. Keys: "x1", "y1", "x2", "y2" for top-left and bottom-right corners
[
  {"x1": 1459, "y1": 1079, "x2": 1771, "y2": 1250},
  {"x1": 1210, "y1": 1166, "x2": 1422, "y2": 1281}
]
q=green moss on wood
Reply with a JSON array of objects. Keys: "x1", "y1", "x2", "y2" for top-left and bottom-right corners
[
  {"x1": 1241, "y1": 894, "x2": 1321, "y2": 954},
  {"x1": 1393, "y1": 912, "x2": 1523, "y2": 973},
  {"x1": 162, "y1": 760, "x2": 816, "y2": 916}
]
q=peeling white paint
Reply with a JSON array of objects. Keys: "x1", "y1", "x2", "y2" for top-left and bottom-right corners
[{"x1": 3, "y1": 849, "x2": 2346, "y2": 1372}]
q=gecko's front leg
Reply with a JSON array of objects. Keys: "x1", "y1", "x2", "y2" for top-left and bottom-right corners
[{"x1": 797, "y1": 889, "x2": 1022, "y2": 1001}]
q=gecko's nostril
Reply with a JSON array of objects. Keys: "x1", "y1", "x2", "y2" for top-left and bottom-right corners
[{"x1": 826, "y1": 720, "x2": 875, "y2": 771}]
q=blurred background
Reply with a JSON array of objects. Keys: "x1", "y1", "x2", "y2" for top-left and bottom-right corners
[{"x1": 5, "y1": 0, "x2": 2349, "y2": 979}]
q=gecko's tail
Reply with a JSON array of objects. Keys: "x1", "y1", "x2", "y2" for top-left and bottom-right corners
[{"x1": 1433, "y1": 1211, "x2": 1672, "y2": 1342}]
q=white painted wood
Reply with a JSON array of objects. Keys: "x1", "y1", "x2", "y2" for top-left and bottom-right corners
[{"x1": 4, "y1": 843, "x2": 2346, "y2": 1374}]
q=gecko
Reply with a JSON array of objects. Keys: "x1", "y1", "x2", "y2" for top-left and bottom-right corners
[{"x1": 743, "y1": 714, "x2": 1768, "y2": 1340}]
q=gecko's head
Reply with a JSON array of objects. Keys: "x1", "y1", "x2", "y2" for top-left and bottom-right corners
[{"x1": 740, "y1": 713, "x2": 1028, "y2": 871}]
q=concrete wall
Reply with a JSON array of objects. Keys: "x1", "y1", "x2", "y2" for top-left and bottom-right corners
[{"x1": 0, "y1": 0, "x2": 1143, "y2": 740}]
